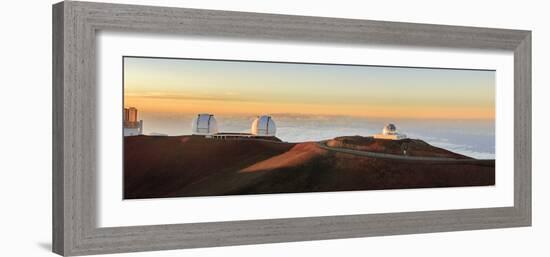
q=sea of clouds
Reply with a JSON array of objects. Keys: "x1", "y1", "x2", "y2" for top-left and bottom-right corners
[{"x1": 139, "y1": 113, "x2": 495, "y2": 159}]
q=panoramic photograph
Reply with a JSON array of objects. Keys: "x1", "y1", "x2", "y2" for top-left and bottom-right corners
[{"x1": 122, "y1": 56, "x2": 496, "y2": 199}]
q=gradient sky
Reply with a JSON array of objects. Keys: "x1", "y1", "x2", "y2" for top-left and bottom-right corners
[{"x1": 124, "y1": 57, "x2": 495, "y2": 120}]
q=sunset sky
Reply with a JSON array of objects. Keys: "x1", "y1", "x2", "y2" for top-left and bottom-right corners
[{"x1": 124, "y1": 57, "x2": 495, "y2": 120}]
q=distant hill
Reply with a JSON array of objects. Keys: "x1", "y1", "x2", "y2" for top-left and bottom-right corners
[
  {"x1": 124, "y1": 135, "x2": 494, "y2": 199},
  {"x1": 326, "y1": 136, "x2": 471, "y2": 159}
]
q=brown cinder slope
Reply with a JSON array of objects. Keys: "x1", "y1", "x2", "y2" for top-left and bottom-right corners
[
  {"x1": 124, "y1": 135, "x2": 294, "y2": 199},
  {"x1": 124, "y1": 135, "x2": 495, "y2": 199}
]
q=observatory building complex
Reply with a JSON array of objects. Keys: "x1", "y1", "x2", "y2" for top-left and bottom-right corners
[
  {"x1": 126, "y1": 110, "x2": 405, "y2": 142},
  {"x1": 123, "y1": 107, "x2": 143, "y2": 136},
  {"x1": 373, "y1": 123, "x2": 407, "y2": 140},
  {"x1": 191, "y1": 114, "x2": 278, "y2": 140}
]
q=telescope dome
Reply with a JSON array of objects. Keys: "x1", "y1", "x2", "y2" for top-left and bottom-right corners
[
  {"x1": 251, "y1": 115, "x2": 276, "y2": 136},
  {"x1": 191, "y1": 114, "x2": 218, "y2": 135},
  {"x1": 382, "y1": 123, "x2": 397, "y2": 135}
]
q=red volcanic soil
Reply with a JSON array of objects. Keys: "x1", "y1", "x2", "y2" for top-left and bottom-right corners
[
  {"x1": 327, "y1": 136, "x2": 471, "y2": 159},
  {"x1": 124, "y1": 135, "x2": 495, "y2": 199},
  {"x1": 241, "y1": 143, "x2": 326, "y2": 173}
]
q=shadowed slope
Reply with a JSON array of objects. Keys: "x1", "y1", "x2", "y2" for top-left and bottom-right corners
[{"x1": 124, "y1": 135, "x2": 294, "y2": 199}]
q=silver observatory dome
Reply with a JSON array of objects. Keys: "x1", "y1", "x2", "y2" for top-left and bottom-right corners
[
  {"x1": 191, "y1": 113, "x2": 219, "y2": 135},
  {"x1": 251, "y1": 115, "x2": 276, "y2": 137},
  {"x1": 382, "y1": 123, "x2": 397, "y2": 135}
]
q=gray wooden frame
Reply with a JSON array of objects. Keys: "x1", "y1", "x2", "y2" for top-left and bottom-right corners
[{"x1": 52, "y1": 1, "x2": 531, "y2": 256}]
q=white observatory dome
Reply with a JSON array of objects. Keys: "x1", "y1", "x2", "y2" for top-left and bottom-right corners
[
  {"x1": 251, "y1": 115, "x2": 276, "y2": 137},
  {"x1": 191, "y1": 114, "x2": 219, "y2": 135},
  {"x1": 382, "y1": 123, "x2": 397, "y2": 135}
]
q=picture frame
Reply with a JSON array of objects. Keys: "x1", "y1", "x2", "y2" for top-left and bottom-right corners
[{"x1": 52, "y1": 1, "x2": 531, "y2": 256}]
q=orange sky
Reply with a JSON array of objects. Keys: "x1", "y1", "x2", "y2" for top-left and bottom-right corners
[{"x1": 124, "y1": 57, "x2": 495, "y2": 120}]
